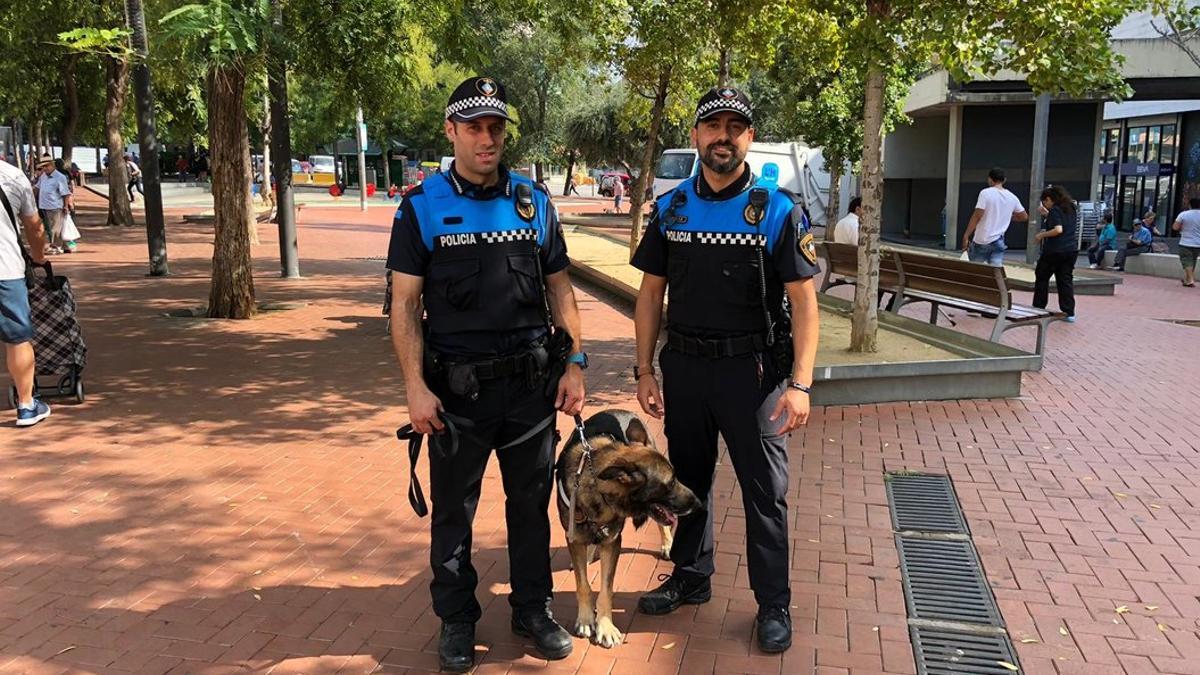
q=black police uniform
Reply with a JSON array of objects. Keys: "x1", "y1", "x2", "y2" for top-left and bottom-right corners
[
  {"x1": 631, "y1": 129, "x2": 821, "y2": 612},
  {"x1": 386, "y1": 159, "x2": 568, "y2": 626}
]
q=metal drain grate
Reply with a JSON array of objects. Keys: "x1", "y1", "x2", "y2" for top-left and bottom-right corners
[
  {"x1": 911, "y1": 626, "x2": 1020, "y2": 674},
  {"x1": 897, "y1": 537, "x2": 1001, "y2": 625},
  {"x1": 886, "y1": 473, "x2": 969, "y2": 534}
]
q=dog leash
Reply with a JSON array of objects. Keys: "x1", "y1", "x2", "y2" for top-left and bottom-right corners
[
  {"x1": 399, "y1": 410, "x2": 556, "y2": 517},
  {"x1": 567, "y1": 414, "x2": 594, "y2": 542}
]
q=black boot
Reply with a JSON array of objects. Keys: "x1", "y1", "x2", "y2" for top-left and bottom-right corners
[
  {"x1": 637, "y1": 573, "x2": 712, "y2": 615},
  {"x1": 438, "y1": 621, "x2": 475, "y2": 672},
  {"x1": 756, "y1": 606, "x2": 792, "y2": 653},
  {"x1": 511, "y1": 609, "x2": 572, "y2": 660}
]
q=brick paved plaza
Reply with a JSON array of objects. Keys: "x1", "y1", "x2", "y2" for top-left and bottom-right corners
[{"x1": 1, "y1": 192, "x2": 1198, "y2": 675}]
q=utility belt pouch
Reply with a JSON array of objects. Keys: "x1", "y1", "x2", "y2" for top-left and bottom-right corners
[
  {"x1": 769, "y1": 315, "x2": 793, "y2": 381},
  {"x1": 446, "y1": 363, "x2": 481, "y2": 400},
  {"x1": 542, "y1": 327, "x2": 574, "y2": 397}
]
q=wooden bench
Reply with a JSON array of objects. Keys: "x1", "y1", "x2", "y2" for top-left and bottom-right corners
[
  {"x1": 819, "y1": 241, "x2": 903, "y2": 305},
  {"x1": 819, "y1": 242, "x2": 1065, "y2": 355}
]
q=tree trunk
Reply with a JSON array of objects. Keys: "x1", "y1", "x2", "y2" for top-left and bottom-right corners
[
  {"x1": 61, "y1": 55, "x2": 80, "y2": 166},
  {"x1": 824, "y1": 163, "x2": 842, "y2": 238},
  {"x1": 104, "y1": 57, "x2": 134, "y2": 227},
  {"x1": 127, "y1": 0, "x2": 169, "y2": 275},
  {"x1": 563, "y1": 148, "x2": 577, "y2": 197},
  {"x1": 629, "y1": 66, "x2": 671, "y2": 259},
  {"x1": 717, "y1": 47, "x2": 731, "y2": 87},
  {"x1": 32, "y1": 118, "x2": 43, "y2": 167},
  {"x1": 268, "y1": 0, "x2": 299, "y2": 277},
  {"x1": 12, "y1": 119, "x2": 25, "y2": 174},
  {"x1": 850, "y1": 56, "x2": 886, "y2": 353},
  {"x1": 535, "y1": 161, "x2": 545, "y2": 184},
  {"x1": 206, "y1": 63, "x2": 257, "y2": 319}
]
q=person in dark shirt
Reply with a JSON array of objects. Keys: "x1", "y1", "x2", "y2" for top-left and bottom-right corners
[
  {"x1": 629, "y1": 86, "x2": 821, "y2": 655},
  {"x1": 1032, "y1": 185, "x2": 1078, "y2": 321},
  {"x1": 385, "y1": 76, "x2": 583, "y2": 673}
]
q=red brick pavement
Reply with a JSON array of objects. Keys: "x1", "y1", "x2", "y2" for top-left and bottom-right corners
[{"x1": 0, "y1": 191, "x2": 1198, "y2": 674}]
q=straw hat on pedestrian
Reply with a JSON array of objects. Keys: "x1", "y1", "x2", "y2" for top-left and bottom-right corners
[{"x1": 37, "y1": 154, "x2": 54, "y2": 168}]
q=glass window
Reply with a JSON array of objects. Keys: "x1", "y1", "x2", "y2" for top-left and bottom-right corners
[
  {"x1": 1161, "y1": 124, "x2": 1177, "y2": 164},
  {"x1": 1156, "y1": 175, "x2": 1173, "y2": 230},
  {"x1": 1126, "y1": 126, "x2": 1147, "y2": 163},
  {"x1": 1148, "y1": 126, "x2": 1162, "y2": 163},
  {"x1": 1120, "y1": 176, "x2": 1139, "y2": 230},
  {"x1": 655, "y1": 152, "x2": 697, "y2": 179},
  {"x1": 1106, "y1": 129, "x2": 1121, "y2": 162}
]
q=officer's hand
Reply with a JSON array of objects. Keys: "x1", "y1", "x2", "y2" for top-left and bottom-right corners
[
  {"x1": 556, "y1": 365, "x2": 586, "y2": 416},
  {"x1": 408, "y1": 385, "x2": 445, "y2": 435},
  {"x1": 770, "y1": 388, "x2": 810, "y2": 433},
  {"x1": 637, "y1": 375, "x2": 664, "y2": 420}
]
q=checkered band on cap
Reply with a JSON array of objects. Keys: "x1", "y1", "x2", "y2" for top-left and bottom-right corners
[
  {"x1": 694, "y1": 97, "x2": 753, "y2": 123},
  {"x1": 445, "y1": 96, "x2": 511, "y2": 121}
]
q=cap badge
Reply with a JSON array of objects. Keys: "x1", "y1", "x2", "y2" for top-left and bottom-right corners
[
  {"x1": 477, "y1": 78, "x2": 498, "y2": 97},
  {"x1": 719, "y1": 88, "x2": 738, "y2": 99}
]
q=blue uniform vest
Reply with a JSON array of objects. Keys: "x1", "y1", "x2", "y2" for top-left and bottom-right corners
[
  {"x1": 657, "y1": 177, "x2": 795, "y2": 335},
  {"x1": 407, "y1": 173, "x2": 552, "y2": 338}
]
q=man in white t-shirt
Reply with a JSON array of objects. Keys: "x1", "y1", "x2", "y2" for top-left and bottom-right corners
[
  {"x1": 0, "y1": 159, "x2": 52, "y2": 426},
  {"x1": 960, "y1": 167, "x2": 1028, "y2": 266},
  {"x1": 832, "y1": 197, "x2": 861, "y2": 245},
  {"x1": 1172, "y1": 197, "x2": 1200, "y2": 287}
]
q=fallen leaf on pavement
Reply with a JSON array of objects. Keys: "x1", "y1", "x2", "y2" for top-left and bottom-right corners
[
  {"x1": 1059, "y1": 626, "x2": 1070, "y2": 636},
  {"x1": 997, "y1": 661, "x2": 1019, "y2": 671},
  {"x1": 1115, "y1": 606, "x2": 1130, "y2": 614}
]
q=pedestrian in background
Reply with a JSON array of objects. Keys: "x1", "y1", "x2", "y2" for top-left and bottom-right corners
[
  {"x1": 961, "y1": 168, "x2": 1028, "y2": 266},
  {"x1": 1032, "y1": 185, "x2": 1077, "y2": 322},
  {"x1": 1110, "y1": 211, "x2": 1155, "y2": 271},
  {"x1": 611, "y1": 174, "x2": 625, "y2": 213},
  {"x1": 33, "y1": 155, "x2": 72, "y2": 255},
  {"x1": 1172, "y1": 197, "x2": 1200, "y2": 287},
  {"x1": 125, "y1": 154, "x2": 144, "y2": 203},
  {"x1": 1087, "y1": 212, "x2": 1117, "y2": 269}
]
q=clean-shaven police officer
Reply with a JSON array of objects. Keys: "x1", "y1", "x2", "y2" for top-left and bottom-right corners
[
  {"x1": 630, "y1": 86, "x2": 820, "y2": 653},
  {"x1": 387, "y1": 76, "x2": 588, "y2": 672}
]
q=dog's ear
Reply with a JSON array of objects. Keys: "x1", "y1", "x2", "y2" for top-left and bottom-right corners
[
  {"x1": 624, "y1": 418, "x2": 650, "y2": 446},
  {"x1": 598, "y1": 464, "x2": 646, "y2": 486}
]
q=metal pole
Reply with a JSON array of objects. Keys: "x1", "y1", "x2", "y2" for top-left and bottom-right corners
[
  {"x1": 1027, "y1": 93, "x2": 1050, "y2": 264},
  {"x1": 269, "y1": 0, "x2": 299, "y2": 277},
  {"x1": 356, "y1": 106, "x2": 368, "y2": 212},
  {"x1": 127, "y1": 0, "x2": 168, "y2": 275}
]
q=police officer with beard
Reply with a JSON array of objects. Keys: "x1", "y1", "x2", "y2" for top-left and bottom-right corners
[
  {"x1": 387, "y1": 76, "x2": 587, "y2": 672},
  {"x1": 630, "y1": 87, "x2": 820, "y2": 653}
]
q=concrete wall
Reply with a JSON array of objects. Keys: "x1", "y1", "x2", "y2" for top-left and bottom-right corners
[
  {"x1": 883, "y1": 117, "x2": 949, "y2": 239},
  {"x1": 957, "y1": 102, "x2": 1098, "y2": 249}
]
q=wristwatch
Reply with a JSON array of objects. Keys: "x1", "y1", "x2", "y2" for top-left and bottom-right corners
[
  {"x1": 566, "y1": 352, "x2": 589, "y2": 369},
  {"x1": 634, "y1": 364, "x2": 655, "y2": 379},
  {"x1": 788, "y1": 380, "x2": 811, "y2": 394}
]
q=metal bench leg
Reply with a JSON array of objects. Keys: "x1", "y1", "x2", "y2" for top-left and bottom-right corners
[
  {"x1": 990, "y1": 316, "x2": 1005, "y2": 343},
  {"x1": 929, "y1": 302, "x2": 939, "y2": 325},
  {"x1": 1034, "y1": 320, "x2": 1048, "y2": 355}
]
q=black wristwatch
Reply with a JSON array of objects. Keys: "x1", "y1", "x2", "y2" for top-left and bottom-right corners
[
  {"x1": 788, "y1": 380, "x2": 811, "y2": 394},
  {"x1": 634, "y1": 364, "x2": 655, "y2": 379}
]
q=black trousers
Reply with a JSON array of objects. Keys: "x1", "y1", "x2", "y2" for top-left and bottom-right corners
[
  {"x1": 426, "y1": 371, "x2": 556, "y2": 623},
  {"x1": 1114, "y1": 242, "x2": 1149, "y2": 269},
  {"x1": 659, "y1": 346, "x2": 791, "y2": 609},
  {"x1": 127, "y1": 177, "x2": 143, "y2": 200},
  {"x1": 1033, "y1": 251, "x2": 1076, "y2": 316}
]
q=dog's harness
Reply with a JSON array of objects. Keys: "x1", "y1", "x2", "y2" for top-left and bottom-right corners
[
  {"x1": 559, "y1": 414, "x2": 612, "y2": 542},
  {"x1": 399, "y1": 410, "x2": 556, "y2": 517}
]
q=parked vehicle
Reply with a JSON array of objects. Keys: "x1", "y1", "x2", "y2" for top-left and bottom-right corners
[{"x1": 597, "y1": 172, "x2": 631, "y2": 197}]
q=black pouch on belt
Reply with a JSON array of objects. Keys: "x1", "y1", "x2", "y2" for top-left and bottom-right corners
[
  {"x1": 446, "y1": 364, "x2": 481, "y2": 400},
  {"x1": 542, "y1": 327, "x2": 573, "y2": 397}
]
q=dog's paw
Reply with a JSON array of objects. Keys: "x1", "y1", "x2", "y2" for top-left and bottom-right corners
[
  {"x1": 659, "y1": 543, "x2": 672, "y2": 560},
  {"x1": 573, "y1": 612, "x2": 595, "y2": 639},
  {"x1": 593, "y1": 617, "x2": 624, "y2": 648}
]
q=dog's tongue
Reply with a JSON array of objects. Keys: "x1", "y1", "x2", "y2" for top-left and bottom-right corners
[{"x1": 653, "y1": 504, "x2": 678, "y2": 528}]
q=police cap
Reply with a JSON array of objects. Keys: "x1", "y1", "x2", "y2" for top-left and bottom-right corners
[
  {"x1": 445, "y1": 76, "x2": 516, "y2": 123},
  {"x1": 694, "y1": 86, "x2": 753, "y2": 126}
]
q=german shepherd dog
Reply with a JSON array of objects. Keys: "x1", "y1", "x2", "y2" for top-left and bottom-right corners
[{"x1": 555, "y1": 410, "x2": 700, "y2": 647}]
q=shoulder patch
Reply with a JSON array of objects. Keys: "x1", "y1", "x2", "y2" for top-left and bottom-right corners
[{"x1": 799, "y1": 231, "x2": 817, "y2": 265}]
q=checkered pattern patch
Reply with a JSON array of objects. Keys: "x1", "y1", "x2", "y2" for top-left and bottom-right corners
[
  {"x1": 480, "y1": 228, "x2": 537, "y2": 244},
  {"x1": 445, "y1": 96, "x2": 510, "y2": 120},
  {"x1": 28, "y1": 275, "x2": 87, "y2": 375},
  {"x1": 695, "y1": 98, "x2": 752, "y2": 121},
  {"x1": 696, "y1": 232, "x2": 766, "y2": 246}
]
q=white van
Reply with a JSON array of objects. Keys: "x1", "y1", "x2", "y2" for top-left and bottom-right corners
[{"x1": 651, "y1": 142, "x2": 850, "y2": 228}]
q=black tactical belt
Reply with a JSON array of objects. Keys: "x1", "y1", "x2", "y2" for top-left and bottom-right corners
[
  {"x1": 445, "y1": 351, "x2": 537, "y2": 380},
  {"x1": 667, "y1": 331, "x2": 767, "y2": 358}
]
